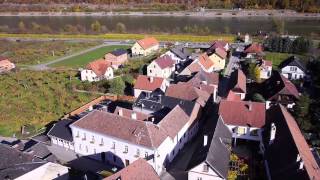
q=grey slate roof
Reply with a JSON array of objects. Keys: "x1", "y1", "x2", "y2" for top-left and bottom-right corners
[
  {"x1": 279, "y1": 56, "x2": 306, "y2": 72},
  {"x1": 187, "y1": 118, "x2": 232, "y2": 179},
  {"x1": 47, "y1": 119, "x2": 75, "y2": 142},
  {"x1": 110, "y1": 49, "x2": 127, "y2": 56},
  {"x1": 170, "y1": 45, "x2": 191, "y2": 60},
  {"x1": 24, "y1": 142, "x2": 51, "y2": 159}
]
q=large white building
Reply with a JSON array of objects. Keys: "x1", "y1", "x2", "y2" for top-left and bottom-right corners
[
  {"x1": 147, "y1": 55, "x2": 175, "y2": 79},
  {"x1": 80, "y1": 59, "x2": 113, "y2": 82},
  {"x1": 69, "y1": 100, "x2": 201, "y2": 175},
  {"x1": 133, "y1": 75, "x2": 169, "y2": 98},
  {"x1": 279, "y1": 56, "x2": 306, "y2": 80},
  {"x1": 131, "y1": 37, "x2": 159, "y2": 56}
]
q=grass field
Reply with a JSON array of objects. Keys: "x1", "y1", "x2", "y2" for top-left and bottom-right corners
[
  {"x1": 50, "y1": 45, "x2": 131, "y2": 68},
  {"x1": 0, "y1": 33, "x2": 235, "y2": 42},
  {"x1": 0, "y1": 40, "x2": 100, "y2": 65},
  {"x1": 265, "y1": 52, "x2": 295, "y2": 69},
  {"x1": 0, "y1": 70, "x2": 98, "y2": 137}
]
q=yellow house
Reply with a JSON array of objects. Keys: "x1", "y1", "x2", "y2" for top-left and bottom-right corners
[
  {"x1": 131, "y1": 37, "x2": 159, "y2": 56},
  {"x1": 208, "y1": 47, "x2": 227, "y2": 71}
]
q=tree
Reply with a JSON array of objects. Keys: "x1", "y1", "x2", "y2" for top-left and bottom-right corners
[
  {"x1": 294, "y1": 94, "x2": 312, "y2": 131},
  {"x1": 115, "y1": 22, "x2": 126, "y2": 33},
  {"x1": 252, "y1": 93, "x2": 265, "y2": 102},
  {"x1": 248, "y1": 63, "x2": 261, "y2": 82},
  {"x1": 18, "y1": 21, "x2": 26, "y2": 33},
  {"x1": 108, "y1": 78, "x2": 125, "y2": 95},
  {"x1": 91, "y1": 20, "x2": 101, "y2": 33}
]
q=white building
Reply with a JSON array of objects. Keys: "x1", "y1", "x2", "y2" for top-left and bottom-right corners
[
  {"x1": 147, "y1": 55, "x2": 175, "y2": 79},
  {"x1": 47, "y1": 119, "x2": 75, "y2": 151},
  {"x1": 70, "y1": 101, "x2": 201, "y2": 175},
  {"x1": 218, "y1": 100, "x2": 266, "y2": 145},
  {"x1": 161, "y1": 45, "x2": 191, "y2": 65},
  {"x1": 259, "y1": 60, "x2": 272, "y2": 79},
  {"x1": 279, "y1": 56, "x2": 306, "y2": 80},
  {"x1": 133, "y1": 75, "x2": 169, "y2": 98},
  {"x1": 80, "y1": 59, "x2": 113, "y2": 82},
  {"x1": 131, "y1": 37, "x2": 159, "y2": 56}
]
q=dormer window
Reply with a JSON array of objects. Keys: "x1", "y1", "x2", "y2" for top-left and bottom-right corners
[
  {"x1": 124, "y1": 146, "x2": 128, "y2": 153},
  {"x1": 203, "y1": 164, "x2": 209, "y2": 172}
]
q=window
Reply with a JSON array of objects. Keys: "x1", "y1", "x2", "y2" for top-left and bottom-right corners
[
  {"x1": 79, "y1": 144, "x2": 82, "y2": 150},
  {"x1": 111, "y1": 142, "x2": 115, "y2": 149},
  {"x1": 82, "y1": 133, "x2": 86, "y2": 140},
  {"x1": 135, "y1": 149, "x2": 140, "y2": 157},
  {"x1": 90, "y1": 136, "x2": 95, "y2": 144},
  {"x1": 86, "y1": 146, "x2": 88, "y2": 153},
  {"x1": 124, "y1": 145, "x2": 128, "y2": 153},
  {"x1": 203, "y1": 164, "x2": 209, "y2": 172},
  {"x1": 237, "y1": 127, "x2": 246, "y2": 135},
  {"x1": 99, "y1": 138, "x2": 104, "y2": 146},
  {"x1": 145, "y1": 152, "x2": 148, "y2": 158},
  {"x1": 197, "y1": 177, "x2": 202, "y2": 180},
  {"x1": 250, "y1": 129, "x2": 259, "y2": 136},
  {"x1": 75, "y1": 131, "x2": 79, "y2": 138},
  {"x1": 290, "y1": 67, "x2": 297, "y2": 72}
]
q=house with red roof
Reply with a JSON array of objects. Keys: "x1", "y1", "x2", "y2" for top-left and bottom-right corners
[
  {"x1": 262, "y1": 105, "x2": 320, "y2": 180},
  {"x1": 131, "y1": 37, "x2": 159, "y2": 56},
  {"x1": 208, "y1": 47, "x2": 228, "y2": 71},
  {"x1": 209, "y1": 40, "x2": 230, "y2": 52},
  {"x1": 219, "y1": 100, "x2": 266, "y2": 143},
  {"x1": 197, "y1": 53, "x2": 215, "y2": 73},
  {"x1": 104, "y1": 158, "x2": 160, "y2": 180},
  {"x1": 244, "y1": 43, "x2": 264, "y2": 58},
  {"x1": 147, "y1": 55, "x2": 175, "y2": 79},
  {"x1": 0, "y1": 57, "x2": 15, "y2": 72},
  {"x1": 104, "y1": 49, "x2": 128, "y2": 69},
  {"x1": 133, "y1": 75, "x2": 169, "y2": 97},
  {"x1": 228, "y1": 69, "x2": 247, "y2": 100},
  {"x1": 80, "y1": 59, "x2": 113, "y2": 82}
]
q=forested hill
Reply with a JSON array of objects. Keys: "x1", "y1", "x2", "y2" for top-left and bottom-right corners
[{"x1": 0, "y1": 0, "x2": 320, "y2": 13}]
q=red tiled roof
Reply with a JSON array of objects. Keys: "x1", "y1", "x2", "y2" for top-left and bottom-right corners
[
  {"x1": 165, "y1": 83, "x2": 210, "y2": 107},
  {"x1": 219, "y1": 100, "x2": 266, "y2": 128},
  {"x1": 104, "y1": 158, "x2": 160, "y2": 180},
  {"x1": 154, "y1": 55, "x2": 175, "y2": 69},
  {"x1": 71, "y1": 110, "x2": 168, "y2": 148},
  {"x1": 134, "y1": 75, "x2": 165, "y2": 91},
  {"x1": 210, "y1": 41, "x2": 228, "y2": 50},
  {"x1": 186, "y1": 71, "x2": 219, "y2": 94},
  {"x1": 198, "y1": 53, "x2": 214, "y2": 71},
  {"x1": 86, "y1": 59, "x2": 111, "y2": 76},
  {"x1": 231, "y1": 69, "x2": 246, "y2": 93},
  {"x1": 215, "y1": 47, "x2": 227, "y2": 59},
  {"x1": 137, "y1": 37, "x2": 159, "y2": 50},
  {"x1": 186, "y1": 62, "x2": 202, "y2": 74},
  {"x1": 277, "y1": 105, "x2": 320, "y2": 179},
  {"x1": 226, "y1": 91, "x2": 242, "y2": 101},
  {"x1": 279, "y1": 75, "x2": 300, "y2": 99},
  {"x1": 244, "y1": 43, "x2": 263, "y2": 54},
  {"x1": 114, "y1": 106, "x2": 151, "y2": 121}
]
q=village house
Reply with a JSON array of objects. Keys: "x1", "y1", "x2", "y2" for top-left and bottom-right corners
[
  {"x1": 187, "y1": 118, "x2": 232, "y2": 180},
  {"x1": 279, "y1": 56, "x2": 306, "y2": 80},
  {"x1": 262, "y1": 105, "x2": 320, "y2": 180},
  {"x1": 208, "y1": 47, "x2": 228, "y2": 71},
  {"x1": 147, "y1": 55, "x2": 175, "y2": 79},
  {"x1": 244, "y1": 43, "x2": 264, "y2": 58},
  {"x1": 228, "y1": 69, "x2": 247, "y2": 100},
  {"x1": 197, "y1": 53, "x2": 215, "y2": 73},
  {"x1": 179, "y1": 61, "x2": 202, "y2": 77},
  {"x1": 208, "y1": 40, "x2": 230, "y2": 52},
  {"x1": 258, "y1": 59, "x2": 272, "y2": 79},
  {"x1": 0, "y1": 56, "x2": 15, "y2": 72},
  {"x1": 162, "y1": 45, "x2": 191, "y2": 66},
  {"x1": 47, "y1": 119, "x2": 75, "y2": 151},
  {"x1": 104, "y1": 158, "x2": 160, "y2": 180},
  {"x1": 131, "y1": 37, "x2": 159, "y2": 56},
  {"x1": 104, "y1": 49, "x2": 128, "y2": 69},
  {"x1": 219, "y1": 100, "x2": 266, "y2": 145},
  {"x1": 133, "y1": 75, "x2": 169, "y2": 98},
  {"x1": 69, "y1": 95, "x2": 201, "y2": 175},
  {"x1": 80, "y1": 59, "x2": 113, "y2": 82},
  {"x1": 261, "y1": 71, "x2": 300, "y2": 109}
]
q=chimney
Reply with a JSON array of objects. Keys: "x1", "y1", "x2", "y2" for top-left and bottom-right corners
[
  {"x1": 149, "y1": 76, "x2": 154, "y2": 83},
  {"x1": 269, "y1": 123, "x2": 276, "y2": 145},
  {"x1": 118, "y1": 108, "x2": 123, "y2": 116},
  {"x1": 203, "y1": 135, "x2": 208, "y2": 147},
  {"x1": 131, "y1": 112, "x2": 137, "y2": 120}
]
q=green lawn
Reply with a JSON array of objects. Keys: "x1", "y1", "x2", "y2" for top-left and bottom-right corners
[
  {"x1": 50, "y1": 45, "x2": 131, "y2": 68},
  {"x1": 0, "y1": 70, "x2": 98, "y2": 137},
  {"x1": 265, "y1": 52, "x2": 294, "y2": 69}
]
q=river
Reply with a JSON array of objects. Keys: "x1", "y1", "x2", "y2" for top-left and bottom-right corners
[{"x1": 0, "y1": 15, "x2": 319, "y2": 36}]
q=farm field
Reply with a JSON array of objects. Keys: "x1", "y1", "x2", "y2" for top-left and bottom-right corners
[
  {"x1": 0, "y1": 70, "x2": 98, "y2": 137},
  {"x1": 50, "y1": 45, "x2": 131, "y2": 68},
  {"x1": 0, "y1": 40, "x2": 100, "y2": 65}
]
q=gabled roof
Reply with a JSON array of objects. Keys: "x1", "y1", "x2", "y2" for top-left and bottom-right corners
[
  {"x1": 215, "y1": 47, "x2": 227, "y2": 59},
  {"x1": 134, "y1": 75, "x2": 165, "y2": 91},
  {"x1": 165, "y1": 83, "x2": 210, "y2": 107},
  {"x1": 186, "y1": 71, "x2": 219, "y2": 94},
  {"x1": 70, "y1": 110, "x2": 168, "y2": 149},
  {"x1": 154, "y1": 55, "x2": 175, "y2": 69},
  {"x1": 198, "y1": 53, "x2": 214, "y2": 71},
  {"x1": 263, "y1": 71, "x2": 300, "y2": 100},
  {"x1": 114, "y1": 106, "x2": 151, "y2": 121},
  {"x1": 184, "y1": 62, "x2": 202, "y2": 74},
  {"x1": 170, "y1": 45, "x2": 191, "y2": 60},
  {"x1": 104, "y1": 158, "x2": 160, "y2": 180},
  {"x1": 244, "y1": 43, "x2": 263, "y2": 54},
  {"x1": 279, "y1": 56, "x2": 306, "y2": 72},
  {"x1": 86, "y1": 59, "x2": 111, "y2": 76},
  {"x1": 210, "y1": 40, "x2": 228, "y2": 50},
  {"x1": 109, "y1": 49, "x2": 127, "y2": 56},
  {"x1": 263, "y1": 105, "x2": 320, "y2": 180},
  {"x1": 226, "y1": 91, "x2": 242, "y2": 101},
  {"x1": 47, "y1": 119, "x2": 75, "y2": 142},
  {"x1": 187, "y1": 118, "x2": 232, "y2": 179},
  {"x1": 229, "y1": 69, "x2": 246, "y2": 93},
  {"x1": 137, "y1": 37, "x2": 159, "y2": 50},
  {"x1": 219, "y1": 100, "x2": 266, "y2": 128}
]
